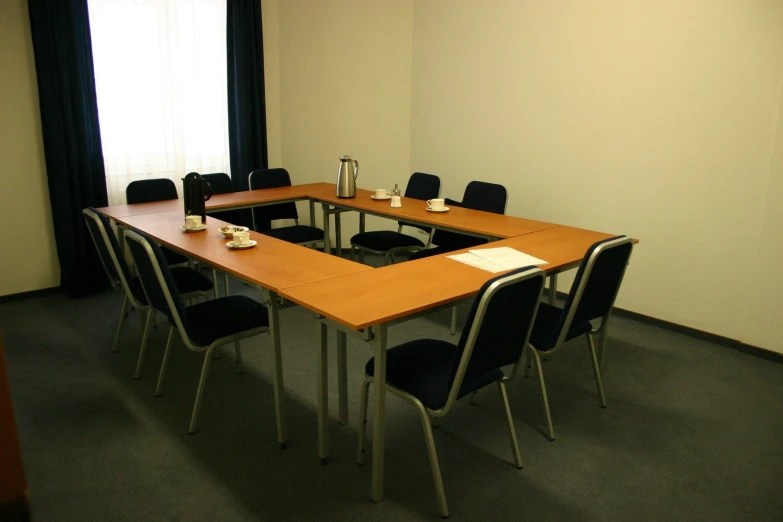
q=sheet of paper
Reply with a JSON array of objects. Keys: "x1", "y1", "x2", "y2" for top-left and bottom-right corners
[
  {"x1": 467, "y1": 246, "x2": 547, "y2": 269},
  {"x1": 447, "y1": 253, "x2": 507, "y2": 273}
]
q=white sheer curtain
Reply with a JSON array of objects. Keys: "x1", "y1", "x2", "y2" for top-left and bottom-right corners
[{"x1": 87, "y1": 0, "x2": 230, "y2": 205}]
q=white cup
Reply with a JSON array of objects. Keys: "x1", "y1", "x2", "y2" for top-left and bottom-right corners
[
  {"x1": 233, "y1": 231, "x2": 250, "y2": 246},
  {"x1": 375, "y1": 188, "x2": 390, "y2": 198},
  {"x1": 427, "y1": 198, "x2": 445, "y2": 210},
  {"x1": 185, "y1": 215, "x2": 201, "y2": 229}
]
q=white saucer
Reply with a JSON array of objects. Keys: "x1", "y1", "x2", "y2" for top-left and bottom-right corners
[
  {"x1": 371, "y1": 195, "x2": 392, "y2": 200},
  {"x1": 426, "y1": 207, "x2": 449, "y2": 213},
  {"x1": 181, "y1": 224, "x2": 208, "y2": 232},
  {"x1": 226, "y1": 240, "x2": 257, "y2": 249}
]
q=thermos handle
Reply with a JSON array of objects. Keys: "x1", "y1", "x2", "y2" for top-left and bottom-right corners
[
  {"x1": 201, "y1": 179, "x2": 212, "y2": 201},
  {"x1": 353, "y1": 159, "x2": 359, "y2": 179}
]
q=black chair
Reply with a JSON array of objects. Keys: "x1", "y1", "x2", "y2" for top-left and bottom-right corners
[
  {"x1": 82, "y1": 208, "x2": 213, "y2": 378},
  {"x1": 526, "y1": 235, "x2": 634, "y2": 440},
  {"x1": 409, "y1": 181, "x2": 507, "y2": 335},
  {"x1": 409, "y1": 181, "x2": 508, "y2": 261},
  {"x1": 357, "y1": 266, "x2": 546, "y2": 518},
  {"x1": 125, "y1": 178, "x2": 188, "y2": 266},
  {"x1": 248, "y1": 168, "x2": 324, "y2": 246},
  {"x1": 350, "y1": 172, "x2": 441, "y2": 264},
  {"x1": 200, "y1": 173, "x2": 242, "y2": 226},
  {"x1": 123, "y1": 228, "x2": 284, "y2": 436}
]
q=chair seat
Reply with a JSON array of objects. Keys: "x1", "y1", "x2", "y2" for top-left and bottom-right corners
[
  {"x1": 409, "y1": 247, "x2": 446, "y2": 261},
  {"x1": 351, "y1": 231, "x2": 425, "y2": 252},
  {"x1": 181, "y1": 295, "x2": 269, "y2": 347},
  {"x1": 529, "y1": 302, "x2": 592, "y2": 352},
  {"x1": 129, "y1": 267, "x2": 213, "y2": 305},
  {"x1": 365, "y1": 339, "x2": 503, "y2": 410},
  {"x1": 261, "y1": 225, "x2": 324, "y2": 244}
]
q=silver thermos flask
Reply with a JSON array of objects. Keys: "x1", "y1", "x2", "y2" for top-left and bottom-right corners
[{"x1": 336, "y1": 155, "x2": 359, "y2": 198}]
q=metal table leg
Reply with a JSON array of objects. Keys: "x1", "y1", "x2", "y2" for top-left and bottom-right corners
[
  {"x1": 335, "y1": 212, "x2": 342, "y2": 257},
  {"x1": 371, "y1": 323, "x2": 387, "y2": 502},
  {"x1": 548, "y1": 274, "x2": 558, "y2": 305},
  {"x1": 322, "y1": 203, "x2": 332, "y2": 254},
  {"x1": 268, "y1": 291, "x2": 288, "y2": 448},
  {"x1": 337, "y1": 330, "x2": 348, "y2": 424},
  {"x1": 317, "y1": 320, "x2": 330, "y2": 462}
]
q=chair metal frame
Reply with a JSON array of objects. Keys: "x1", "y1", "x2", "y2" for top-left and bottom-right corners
[
  {"x1": 526, "y1": 236, "x2": 634, "y2": 441},
  {"x1": 248, "y1": 169, "x2": 323, "y2": 249},
  {"x1": 124, "y1": 229, "x2": 281, "y2": 435},
  {"x1": 357, "y1": 267, "x2": 546, "y2": 518},
  {"x1": 82, "y1": 208, "x2": 211, "y2": 379}
]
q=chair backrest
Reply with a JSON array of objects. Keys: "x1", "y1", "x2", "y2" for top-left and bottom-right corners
[
  {"x1": 200, "y1": 173, "x2": 242, "y2": 225},
  {"x1": 442, "y1": 266, "x2": 545, "y2": 411},
  {"x1": 431, "y1": 181, "x2": 508, "y2": 250},
  {"x1": 399, "y1": 172, "x2": 441, "y2": 232},
  {"x1": 82, "y1": 207, "x2": 143, "y2": 305},
  {"x1": 200, "y1": 173, "x2": 234, "y2": 195},
  {"x1": 248, "y1": 168, "x2": 298, "y2": 231},
  {"x1": 461, "y1": 181, "x2": 507, "y2": 214},
  {"x1": 124, "y1": 229, "x2": 189, "y2": 336},
  {"x1": 126, "y1": 178, "x2": 178, "y2": 205},
  {"x1": 554, "y1": 236, "x2": 634, "y2": 346}
]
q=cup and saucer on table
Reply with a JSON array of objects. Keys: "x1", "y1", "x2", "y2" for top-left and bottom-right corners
[
  {"x1": 371, "y1": 188, "x2": 391, "y2": 200},
  {"x1": 226, "y1": 230, "x2": 256, "y2": 249},
  {"x1": 426, "y1": 198, "x2": 449, "y2": 213},
  {"x1": 218, "y1": 225, "x2": 249, "y2": 239},
  {"x1": 181, "y1": 214, "x2": 208, "y2": 231}
]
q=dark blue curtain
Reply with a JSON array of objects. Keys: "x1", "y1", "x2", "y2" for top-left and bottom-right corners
[
  {"x1": 28, "y1": 0, "x2": 109, "y2": 298},
  {"x1": 227, "y1": 0, "x2": 269, "y2": 197}
]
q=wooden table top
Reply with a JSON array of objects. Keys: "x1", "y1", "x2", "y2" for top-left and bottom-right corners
[
  {"x1": 206, "y1": 182, "x2": 332, "y2": 211},
  {"x1": 114, "y1": 211, "x2": 372, "y2": 292},
  {"x1": 308, "y1": 185, "x2": 559, "y2": 239},
  {"x1": 279, "y1": 225, "x2": 618, "y2": 330}
]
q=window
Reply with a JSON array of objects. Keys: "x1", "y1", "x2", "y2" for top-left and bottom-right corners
[{"x1": 87, "y1": 0, "x2": 230, "y2": 205}]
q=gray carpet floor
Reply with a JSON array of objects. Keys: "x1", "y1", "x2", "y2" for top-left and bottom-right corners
[{"x1": 2, "y1": 269, "x2": 783, "y2": 521}]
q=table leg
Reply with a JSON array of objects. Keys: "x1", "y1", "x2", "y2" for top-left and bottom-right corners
[
  {"x1": 335, "y1": 212, "x2": 342, "y2": 257},
  {"x1": 268, "y1": 291, "x2": 288, "y2": 448},
  {"x1": 359, "y1": 212, "x2": 366, "y2": 234},
  {"x1": 317, "y1": 320, "x2": 330, "y2": 462},
  {"x1": 372, "y1": 323, "x2": 387, "y2": 502},
  {"x1": 224, "y1": 273, "x2": 230, "y2": 296},
  {"x1": 337, "y1": 330, "x2": 348, "y2": 425},
  {"x1": 309, "y1": 200, "x2": 316, "y2": 228},
  {"x1": 548, "y1": 274, "x2": 558, "y2": 305},
  {"x1": 322, "y1": 203, "x2": 332, "y2": 254}
]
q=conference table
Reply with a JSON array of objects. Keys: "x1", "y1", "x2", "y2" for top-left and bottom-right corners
[{"x1": 97, "y1": 183, "x2": 621, "y2": 504}]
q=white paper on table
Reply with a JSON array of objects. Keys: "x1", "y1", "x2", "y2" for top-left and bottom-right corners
[
  {"x1": 447, "y1": 253, "x2": 508, "y2": 273},
  {"x1": 467, "y1": 247, "x2": 547, "y2": 269}
]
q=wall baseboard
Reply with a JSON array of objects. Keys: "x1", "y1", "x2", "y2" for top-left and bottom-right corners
[
  {"x1": 0, "y1": 286, "x2": 60, "y2": 304},
  {"x1": 542, "y1": 289, "x2": 783, "y2": 364}
]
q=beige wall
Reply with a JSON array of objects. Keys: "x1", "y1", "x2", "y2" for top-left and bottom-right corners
[
  {"x1": 262, "y1": 0, "x2": 282, "y2": 167},
  {"x1": 0, "y1": 0, "x2": 59, "y2": 296},
  {"x1": 407, "y1": 0, "x2": 783, "y2": 352},
  {"x1": 274, "y1": 0, "x2": 413, "y2": 236}
]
